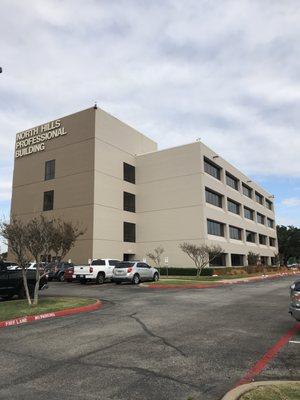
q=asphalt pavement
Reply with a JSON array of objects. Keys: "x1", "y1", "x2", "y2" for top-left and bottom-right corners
[{"x1": 0, "y1": 276, "x2": 299, "y2": 400}]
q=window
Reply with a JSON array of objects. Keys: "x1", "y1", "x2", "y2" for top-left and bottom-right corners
[
  {"x1": 255, "y1": 191, "x2": 263, "y2": 205},
  {"x1": 229, "y1": 226, "x2": 242, "y2": 240},
  {"x1": 204, "y1": 157, "x2": 221, "y2": 180},
  {"x1": 45, "y1": 160, "x2": 55, "y2": 180},
  {"x1": 123, "y1": 192, "x2": 135, "y2": 212},
  {"x1": 205, "y1": 188, "x2": 222, "y2": 208},
  {"x1": 226, "y1": 173, "x2": 239, "y2": 190},
  {"x1": 227, "y1": 199, "x2": 240, "y2": 215},
  {"x1": 207, "y1": 219, "x2": 224, "y2": 237},
  {"x1": 137, "y1": 263, "x2": 150, "y2": 269},
  {"x1": 267, "y1": 218, "x2": 274, "y2": 228},
  {"x1": 123, "y1": 162, "x2": 135, "y2": 184},
  {"x1": 115, "y1": 261, "x2": 135, "y2": 268},
  {"x1": 43, "y1": 190, "x2": 54, "y2": 211},
  {"x1": 269, "y1": 237, "x2": 276, "y2": 247},
  {"x1": 108, "y1": 260, "x2": 120, "y2": 266},
  {"x1": 242, "y1": 184, "x2": 252, "y2": 198},
  {"x1": 123, "y1": 222, "x2": 136, "y2": 242},
  {"x1": 259, "y1": 234, "x2": 267, "y2": 245},
  {"x1": 91, "y1": 259, "x2": 106, "y2": 265},
  {"x1": 271, "y1": 257, "x2": 276, "y2": 265},
  {"x1": 209, "y1": 253, "x2": 226, "y2": 267},
  {"x1": 246, "y1": 231, "x2": 256, "y2": 243},
  {"x1": 231, "y1": 254, "x2": 244, "y2": 266},
  {"x1": 257, "y1": 213, "x2": 265, "y2": 225},
  {"x1": 244, "y1": 207, "x2": 254, "y2": 220},
  {"x1": 266, "y1": 199, "x2": 273, "y2": 210}
]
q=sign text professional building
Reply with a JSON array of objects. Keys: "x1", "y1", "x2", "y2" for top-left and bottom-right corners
[{"x1": 10, "y1": 107, "x2": 278, "y2": 266}]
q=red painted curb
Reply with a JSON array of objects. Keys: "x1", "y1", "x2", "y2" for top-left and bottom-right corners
[
  {"x1": 236, "y1": 322, "x2": 300, "y2": 387},
  {"x1": 147, "y1": 272, "x2": 299, "y2": 290},
  {"x1": 0, "y1": 299, "x2": 102, "y2": 329}
]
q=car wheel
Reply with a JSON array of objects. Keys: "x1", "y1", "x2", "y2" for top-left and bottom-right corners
[
  {"x1": 95, "y1": 273, "x2": 105, "y2": 284},
  {"x1": 132, "y1": 274, "x2": 140, "y2": 285},
  {"x1": 1, "y1": 295, "x2": 13, "y2": 301},
  {"x1": 115, "y1": 281, "x2": 121, "y2": 285},
  {"x1": 58, "y1": 274, "x2": 65, "y2": 282},
  {"x1": 80, "y1": 278, "x2": 86, "y2": 285},
  {"x1": 153, "y1": 273, "x2": 159, "y2": 282}
]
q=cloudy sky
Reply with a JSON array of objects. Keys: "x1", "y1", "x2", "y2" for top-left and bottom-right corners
[{"x1": 1, "y1": 0, "x2": 300, "y2": 233}]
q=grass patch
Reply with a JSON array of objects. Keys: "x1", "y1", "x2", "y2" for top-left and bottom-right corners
[
  {"x1": 0, "y1": 297, "x2": 96, "y2": 321},
  {"x1": 149, "y1": 275, "x2": 251, "y2": 285},
  {"x1": 150, "y1": 279, "x2": 219, "y2": 285},
  {"x1": 150, "y1": 272, "x2": 284, "y2": 285},
  {"x1": 240, "y1": 383, "x2": 300, "y2": 400}
]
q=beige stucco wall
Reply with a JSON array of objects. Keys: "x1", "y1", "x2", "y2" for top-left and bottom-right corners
[
  {"x1": 92, "y1": 109, "x2": 157, "y2": 261},
  {"x1": 136, "y1": 142, "x2": 277, "y2": 267},
  {"x1": 136, "y1": 143, "x2": 206, "y2": 266},
  {"x1": 9, "y1": 108, "x2": 96, "y2": 263}
]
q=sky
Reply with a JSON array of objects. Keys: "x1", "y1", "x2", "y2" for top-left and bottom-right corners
[{"x1": 1, "y1": 0, "x2": 300, "y2": 237}]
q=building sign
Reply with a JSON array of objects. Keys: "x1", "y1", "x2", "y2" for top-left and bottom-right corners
[{"x1": 15, "y1": 119, "x2": 67, "y2": 158}]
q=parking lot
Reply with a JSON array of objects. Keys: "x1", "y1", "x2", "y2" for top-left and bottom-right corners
[{"x1": 0, "y1": 276, "x2": 299, "y2": 400}]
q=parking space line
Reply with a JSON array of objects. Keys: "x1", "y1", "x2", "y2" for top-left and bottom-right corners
[
  {"x1": 289, "y1": 340, "x2": 300, "y2": 344},
  {"x1": 236, "y1": 322, "x2": 300, "y2": 387}
]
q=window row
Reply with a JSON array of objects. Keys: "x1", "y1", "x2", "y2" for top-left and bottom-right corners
[
  {"x1": 207, "y1": 219, "x2": 276, "y2": 246},
  {"x1": 43, "y1": 160, "x2": 136, "y2": 184},
  {"x1": 204, "y1": 157, "x2": 273, "y2": 210},
  {"x1": 205, "y1": 188, "x2": 275, "y2": 228}
]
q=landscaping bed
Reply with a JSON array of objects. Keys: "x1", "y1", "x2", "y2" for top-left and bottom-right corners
[
  {"x1": 148, "y1": 272, "x2": 294, "y2": 286},
  {"x1": 240, "y1": 383, "x2": 300, "y2": 400},
  {"x1": 0, "y1": 297, "x2": 96, "y2": 321}
]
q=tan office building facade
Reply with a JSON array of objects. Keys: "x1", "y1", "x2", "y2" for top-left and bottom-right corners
[{"x1": 10, "y1": 107, "x2": 278, "y2": 267}]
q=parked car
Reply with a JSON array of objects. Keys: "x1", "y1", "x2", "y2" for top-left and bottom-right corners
[
  {"x1": 64, "y1": 265, "x2": 74, "y2": 282},
  {"x1": 2, "y1": 261, "x2": 19, "y2": 270},
  {"x1": 27, "y1": 262, "x2": 47, "y2": 271},
  {"x1": 112, "y1": 261, "x2": 159, "y2": 284},
  {"x1": 73, "y1": 259, "x2": 120, "y2": 284},
  {"x1": 289, "y1": 279, "x2": 300, "y2": 321},
  {"x1": 287, "y1": 263, "x2": 299, "y2": 269},
  {"x1": 0, "y1": 261, "x2": 48, "y2": 300},
  {"x1": 47, "y1": 262, "x2": 74, "y2": 282}
]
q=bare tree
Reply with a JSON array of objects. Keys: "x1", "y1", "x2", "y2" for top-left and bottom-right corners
[
  {"x1": 0, "y1": 218, "x2": 32, "y2": 305},
  {"x1": 179, "y1": 242, "x2": 223, "y2": 276},
  {"x1": 25, "y1": 216, "x2": 85, "y2": 305},
  {"x1": 146, "y1": 246, "x2": 164, "y2": 270},
  {"x1": 51, "y1": 219, "x2": 86, "y2": 261},
  {"x1": 25, "y1": 216, "x2": 55, "y2": 305}
]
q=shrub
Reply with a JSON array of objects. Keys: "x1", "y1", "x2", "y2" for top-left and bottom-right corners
[{"x1": 159, "y1": 267, "x2": 214, "y2": 276}]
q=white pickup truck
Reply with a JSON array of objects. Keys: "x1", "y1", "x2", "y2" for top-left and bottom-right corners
[{"x1": 73, "y1": 259, "x2": 120, "y2": 284}]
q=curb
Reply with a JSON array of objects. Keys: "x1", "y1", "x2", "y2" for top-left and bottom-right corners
[
  {"x1": 221, "y1": 380, "x2": 300, "y2": 400},
  {"x1": 146, "y1": 272, "x2": 299, "y2": 289},
  {"x1": 0, "y1": 299, "x2": 102, "y2": 329}
]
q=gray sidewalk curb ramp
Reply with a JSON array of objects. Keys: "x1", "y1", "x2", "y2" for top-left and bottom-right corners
[{"x1": 221, "y1": 380, "x2": 300, "y2": 400}]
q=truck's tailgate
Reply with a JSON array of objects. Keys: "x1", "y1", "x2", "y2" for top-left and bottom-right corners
[{"x1": 74, "y1": 266, "x2": 90, "y2": 276}]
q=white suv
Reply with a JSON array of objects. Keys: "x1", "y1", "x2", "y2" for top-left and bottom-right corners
[{"x1": 112, "y1": 261, "x2": 159, "y2": 284}]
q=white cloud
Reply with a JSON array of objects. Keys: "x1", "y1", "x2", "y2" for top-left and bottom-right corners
[
  {"x1": 1, "y1": 0, "x2": 300, "y2": 214},
  {"x1": 282, "y1": 197, "x2": 300, "y2": 207}
]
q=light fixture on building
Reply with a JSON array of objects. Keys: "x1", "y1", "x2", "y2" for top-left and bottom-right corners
[
  {"x1": 213, "y1": 155, "x2": 219, "y2": 159},
  {"x1": 268, "y1": 195, "x2": 275, "y2": 198},
  {"x1": 196, "y1": 138, "x2": 201, "y2": 142},
  {"x1": 247, "y1": 180, "x2": 252, "y2": 183},
  {"x1": 94, "y1": 102, "x2": 98, "y2": 109}
]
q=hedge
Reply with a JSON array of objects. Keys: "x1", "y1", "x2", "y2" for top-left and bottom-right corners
[{"x1": 158, "y1": 267, "x2": 214, "y2": 276}]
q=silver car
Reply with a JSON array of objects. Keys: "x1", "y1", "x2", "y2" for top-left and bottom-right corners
[
  {"x1": 289, "y1": 280, "x2": 300, "y2": 321},
  {"x1": 112, "y1": 261, "x2": 159, "y2": 284}
]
